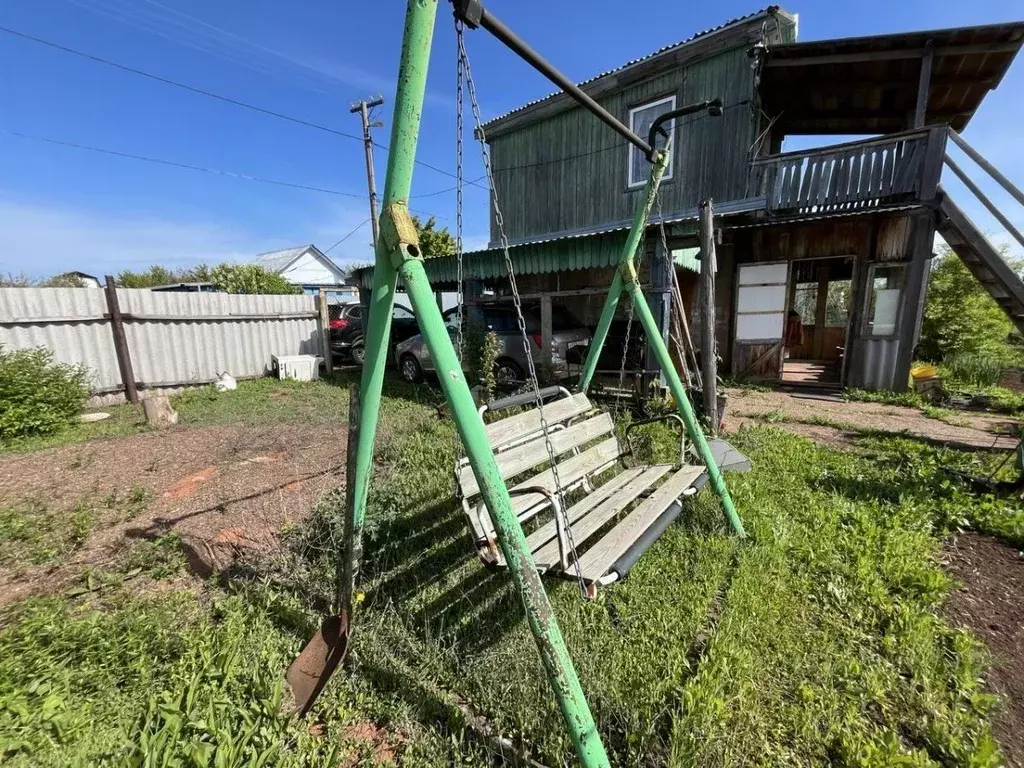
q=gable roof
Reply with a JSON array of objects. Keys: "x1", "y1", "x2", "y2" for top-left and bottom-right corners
[
  {"x1": 480, "y1": 6, "x2": 796, "y2": 137},
  {"x1": 250, "y1": 244, "x2": 346, "y2": 279}
]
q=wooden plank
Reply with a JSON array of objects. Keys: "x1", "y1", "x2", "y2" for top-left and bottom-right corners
[
  {"x1": 496, "y1": 466, "x2": 649, "y2": 568},
  {"x1": 787, "y1": 159, "x2": 803, "y2": 207},
  {"x1": 805, "y1": 160, "x2": 823, "y2": 209},
  {"x1": 459, "y1": 413, "x2": 614, "y2": 498},
  {"x1": 868, "y1": 149, "x2": 885, "y2": 197},
  {"x1": 880, "y1": 146, "x2": 895, "y2": 197},
  {"x1": 104, "y1": 276, "x2": 138, "y2": 404},
  {"x1": 533, "y1": 465, "x2": 672, "y2": 571},
  {"x1": 576, "y1": 465, "x2": 706, "y2": 581},
  {"x1": 485, "y1": 393, "x2": 592, "y2": 450},
  {"x1": 506, "y1": 438, "x2": 621, "y2": 514}
]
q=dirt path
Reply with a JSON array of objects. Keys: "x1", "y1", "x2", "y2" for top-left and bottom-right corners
[
  {"x1": 0, "y1": 423, "x2": 346, "y2": 605},
  {"x1": 944, "y1": 533, "x2": 1024, "y2": 767},
  {"x1": 727, "y1": 388, "x2": 1018, "y2": 451}
]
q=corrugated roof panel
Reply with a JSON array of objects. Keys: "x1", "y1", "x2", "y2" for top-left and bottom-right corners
[{"x1": 481, "y1": 7, "x2": 784, "y2": 130}]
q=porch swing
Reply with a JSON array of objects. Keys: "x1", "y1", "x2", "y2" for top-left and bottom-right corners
[{"x1": 289, "y1": 2, "x2": 746, "y2": 764}]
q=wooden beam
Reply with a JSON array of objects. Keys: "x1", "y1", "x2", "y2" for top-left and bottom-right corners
[
  {"x1": 893, "y1": 212, "x2": 935, "y2": 392},
  {"x1": 698, "y1": 200, "x2": 718, "y2": 435},
  {"x1": 948, "y1": 129, "x2": 1024, "y2": 207},
  {"x1": 103, "y1": 275, "x2": 138, "y2": 404},
  {"x1": 944, "y1": 155, "x2": 1024, "y2": 249},
  {"x1": 913, "y1": 42, "x2": 935, "y2": 128},
  {"x1": 764, "y1": 41, "x2": 1021, "y2": 68},
  {"x1": 540, "y1": 293, "x2": 553, "y2": 374},
  {"x1": 317, "y1": 288, "x2": 333, "y2": 373}
]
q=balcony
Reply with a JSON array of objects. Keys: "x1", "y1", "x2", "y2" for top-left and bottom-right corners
[{"x1": 748, "y1": 127, "x2": 948, "y2": 217}]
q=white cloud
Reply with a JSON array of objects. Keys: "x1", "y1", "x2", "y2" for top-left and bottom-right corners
[{"x1": 0, "y1": 197, "x2": 278, "y2": 279}]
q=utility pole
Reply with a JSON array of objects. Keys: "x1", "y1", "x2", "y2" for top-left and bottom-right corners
[{"x1": 350, "y1": 95, "x2": 385, "y2": 246}]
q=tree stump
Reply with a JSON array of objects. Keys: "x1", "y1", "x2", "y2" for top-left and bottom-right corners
[{"x1": 143, "y1": 395, "x2": 178, "y2": 427}]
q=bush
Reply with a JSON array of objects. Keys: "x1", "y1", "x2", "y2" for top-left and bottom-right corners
[
  {"x1": 209, "y1": 264, "x2": 299, "y2": 295},
  {"x1": 0, "y1": 347, "x2": 89, "y2": 440},
  {"x1": 942, "y1": 352, "x2": 1006, "y2": 388}
]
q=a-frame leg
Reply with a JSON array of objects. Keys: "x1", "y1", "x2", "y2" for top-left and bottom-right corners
[{"x1": 348, "y1": 2, "x2": 610, "y2": 766}]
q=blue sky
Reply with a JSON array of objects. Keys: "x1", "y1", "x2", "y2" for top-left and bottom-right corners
[{"x1": 0, "y1": 0, "x2": 1021, "y2": 280}]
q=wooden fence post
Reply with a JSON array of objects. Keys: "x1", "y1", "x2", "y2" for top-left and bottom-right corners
[
  {"x1": 103, "y1": 275, "x2": 139, "y2": 404},
  {"x1": 698, "y1": 200, "x2": 718, "y2": 434},
  {"x1": 317, "y1": 288, "x2": 334, "y2": 373}
]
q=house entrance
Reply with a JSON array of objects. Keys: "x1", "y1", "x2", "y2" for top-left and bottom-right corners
[{"x1": 783, "y1": 256, "x2": 854, "y2": 385}]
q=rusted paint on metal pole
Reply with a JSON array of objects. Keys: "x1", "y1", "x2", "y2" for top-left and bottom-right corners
[{"x1": 347, "y1": 2, "x2": 610, "y2": 765}]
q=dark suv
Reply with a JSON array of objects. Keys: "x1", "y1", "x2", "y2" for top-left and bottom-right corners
[{"x1": 329, "y1": 302, "x2": 419, "y2": 365}]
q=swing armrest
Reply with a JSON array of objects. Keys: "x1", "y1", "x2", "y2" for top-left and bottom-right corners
[
  {"x1": 507, "y1": 486, "x2": 570, "y2": 571},
  {"x1": 624, "y1": 414, "x2": 688, "y2": 466},
  {"x1": 480, "y1": 386, "x2": 572, "y2": 416}
]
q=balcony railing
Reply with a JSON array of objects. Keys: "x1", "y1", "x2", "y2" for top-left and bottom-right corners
[{"x1": 749, "y1": 127, "x2": 947, "y2": 216}]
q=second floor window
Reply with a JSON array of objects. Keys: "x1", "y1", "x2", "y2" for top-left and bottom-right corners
[{"x1": 628, "y1": 96, "x2": 676, "y2": 188}]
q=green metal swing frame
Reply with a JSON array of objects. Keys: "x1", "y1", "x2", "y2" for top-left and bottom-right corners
[{"x1": 347, "y1": 2, "x2": 745, "y2": 764}]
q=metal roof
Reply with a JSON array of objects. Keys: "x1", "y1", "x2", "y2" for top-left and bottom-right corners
[
  {"x1": 351, "y1": 199, "x2": 763, "y2": 289},
  {"x1": 480, "y1": 7, "x2": 791, "y2": 132},
  {"x1": 250, "y1": 245, "x2": 313, "y2": 273}
]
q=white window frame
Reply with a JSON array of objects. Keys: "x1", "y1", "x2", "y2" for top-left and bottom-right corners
[{"x1": 627, "y1": 95, "x2": 676, "y2": 189}]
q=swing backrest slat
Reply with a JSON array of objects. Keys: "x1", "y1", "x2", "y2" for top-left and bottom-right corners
[
  {"x1": 484, "y1": 392, "x2": 594, "y2": 451},
  {"x1": 458, "y1": 412, "x2": 615, "y2": 498}
]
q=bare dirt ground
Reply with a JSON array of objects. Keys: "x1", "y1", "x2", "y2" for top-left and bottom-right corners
[
  {"x1": 726, "y1": 388, "x2": 1019, "y2": 451},
  {"x1": 0, "y1": 423, "x2": 346, "y2": 605},
  {"x1": 944, "y1": 533, "x2": 1024, "y2": 768}
]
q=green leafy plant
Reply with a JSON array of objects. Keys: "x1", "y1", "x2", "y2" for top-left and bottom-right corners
[
  {"x1": 412, "y1": 215, "x2": 456, "y2": 258},
  {"x1": 942, "y1": 352, "x2": 1006, "y2": 389},
  {"x1": 208, "y1": 264, "x2": 299, "y2": 295},
  {"x1": 117, "y1": 264, "x2": 211, "y2": 288},
  {"x1": 463, "y1": 322, "x2": 500, "y2": 401},
  {"x1": 0, "y1": 346, "x2": 89, "y2": 440},
  {"x1": 919, "y1": 246, "x2": 1023, "y2": 364}
]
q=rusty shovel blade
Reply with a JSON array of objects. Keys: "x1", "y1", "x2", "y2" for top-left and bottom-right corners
[{"x1": 286, "y1": 611, "x2": 350, "y2": 717}]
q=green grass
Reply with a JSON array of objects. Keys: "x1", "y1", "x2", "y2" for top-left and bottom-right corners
[
  {"x1": 2, "y1": 376, "x2": 1021, "y2": 766},
  {"x1": 0, "y1": 498, "x2": 95, "y2": 569}
]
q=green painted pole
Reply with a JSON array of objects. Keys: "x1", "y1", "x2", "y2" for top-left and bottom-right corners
[
  {"x1": 578, "y1": 150, "x2": 668, "y2": 391},
  {"x1": 349, "y1": 2, "x2": 610, "y2": 765},
  {"x1": 579, "y1": 149, "x2": 745, "y2": 537}
]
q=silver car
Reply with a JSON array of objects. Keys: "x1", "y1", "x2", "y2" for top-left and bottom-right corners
[{"x1": 394, "y1": 303, "x2": 591, "y2": 385}]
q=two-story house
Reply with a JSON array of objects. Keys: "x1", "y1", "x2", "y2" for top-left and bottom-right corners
[{"x1": 354, "y1": 7, "x2": 1024, "y2": 391}]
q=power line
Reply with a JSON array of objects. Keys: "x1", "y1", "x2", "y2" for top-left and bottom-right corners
[
  {"x1": 324, "y1": 218, "x2": 370, "y2": 253},
  {"x1": 1, "y1": 128, "x2": 454, "y2": 221},
  {"x1": 1, "y1": 129, "x2": 360, "y2": 197},
  {"x1": 0, "y1": 24, "x2": 487, "y2": 189}
]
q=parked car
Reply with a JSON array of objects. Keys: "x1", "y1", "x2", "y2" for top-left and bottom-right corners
[
  {"x1": 394, "y1": 302, "x2": 591, "y2": 385},
  {"x1": 329, "y1": 302, "x2": 419, "y2": 365}
]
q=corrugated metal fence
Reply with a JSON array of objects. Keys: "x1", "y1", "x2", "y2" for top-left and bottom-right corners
[{"x1": 0, "y1": 287, "x2": 323, "y2": 394}]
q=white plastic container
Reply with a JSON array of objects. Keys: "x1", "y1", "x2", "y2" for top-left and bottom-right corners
[{"x1": 271, "y1": 354, "x2": 321, "y2": 382}]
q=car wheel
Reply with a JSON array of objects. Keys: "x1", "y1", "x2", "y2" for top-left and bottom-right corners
[
  {"x1": 350, "y1": 340, "x2": 365, "y2": 366},
  {"x1": 493, "y1": 358, "x2": 524, "y2": 388},
  {"x1": 400, "y1": 354, "x2": 423, "y2": 383}
]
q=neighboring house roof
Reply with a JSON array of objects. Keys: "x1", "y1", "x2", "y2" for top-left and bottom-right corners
[
  {"x1": 249, "y1": 244, "x2": 347, "y2": 284},
  {"x1": 480, "y1": 6, "x2": 796, "y2": 136}
]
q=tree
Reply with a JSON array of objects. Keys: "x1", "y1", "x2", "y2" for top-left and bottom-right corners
[
  {"x1": 116, "y1": 265, "x2": 210, "y2": 288},
  {"x1": 412, "y1": 216, "x2": 456, "y2": 258},
  {"x1": 208, "y1": 264, "x2": 299, "y2": 295},
  {"x1": 918, "y1": 244, "x2": 1022, "y2": 363}
]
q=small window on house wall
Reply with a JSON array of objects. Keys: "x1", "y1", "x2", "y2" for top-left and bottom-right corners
[
  {"x1": 628, "y1": 96, "x2": 676, "y2": 188},
  {"x1": 864, "y1": 264, "x2": 906, "y2": 337}
]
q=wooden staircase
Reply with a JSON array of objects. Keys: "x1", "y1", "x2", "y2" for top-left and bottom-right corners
[{"x1": 937, "y1": 187, "x2": 1024, "y2": 336}]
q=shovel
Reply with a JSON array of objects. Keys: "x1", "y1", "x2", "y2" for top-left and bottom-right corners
[{"x1": 287, "y1": 385, "x2": 363, "y2": 717}]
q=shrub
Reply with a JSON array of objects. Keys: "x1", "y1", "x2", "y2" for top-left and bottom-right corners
[
  {"x1": 209, "y1": 264, "x2": 299, "y2": 295},
  {"x1": 0, "y1": 347, "x2": 89, "y2": 440},
  {"x1": 463, "y1": 322, "x2": 500, "y2": 401},
  {"x1": 942, "y1": 352, "x2": 1005, "y2": 388}
]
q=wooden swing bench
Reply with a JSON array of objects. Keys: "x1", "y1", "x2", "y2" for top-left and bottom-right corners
[{"x1": 457, "y1": 387, "x2": 707, "y2": 597}]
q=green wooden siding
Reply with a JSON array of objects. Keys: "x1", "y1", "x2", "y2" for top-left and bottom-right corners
[{"x1": 488, "y1": 46, "x2": 757, "y2": 242}]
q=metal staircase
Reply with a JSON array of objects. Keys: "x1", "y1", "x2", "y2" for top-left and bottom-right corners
[{"x1": 937, "y1": 130, "x2": 1024, "y2": 335}]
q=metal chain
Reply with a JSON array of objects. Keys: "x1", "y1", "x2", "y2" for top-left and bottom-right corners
[
  {"x1": 655, "y1": 183, "x2": 700, "y2": 384},
  {"x1": 458, "y1": 33, "x2": 587, "y2": 597},
  {"x1": 454, "y1": 18, "x2": 466, "y2": 467},
  {"x1": 614, "y1": 282, "x2": 636, "y2": 415}
]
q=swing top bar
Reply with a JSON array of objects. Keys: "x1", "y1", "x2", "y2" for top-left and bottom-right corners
[{"x1": 452, "y1": 0, "x2": 654, "y2": 158}]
